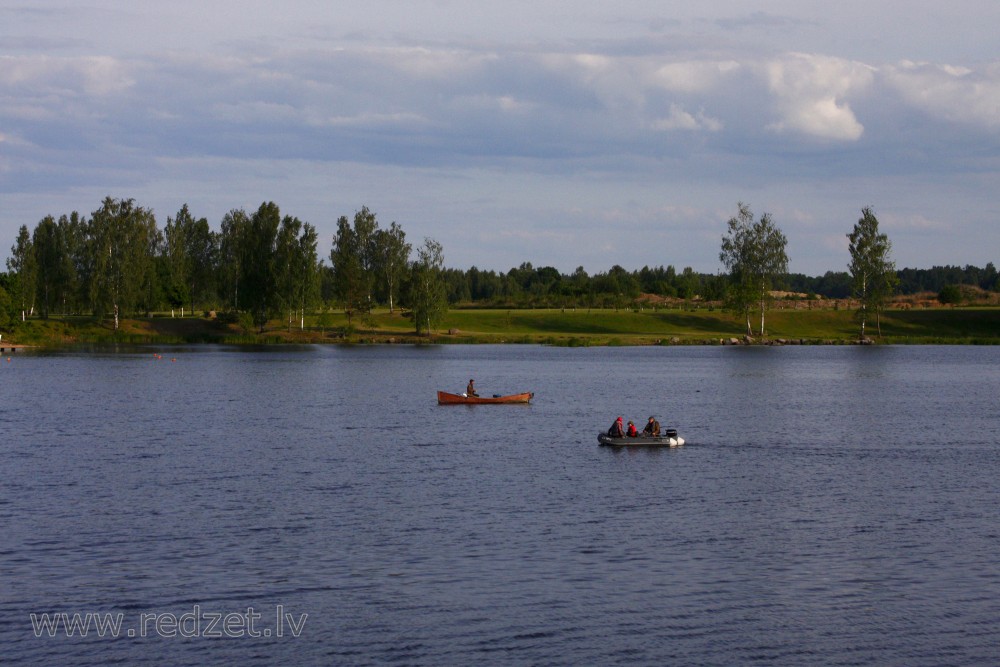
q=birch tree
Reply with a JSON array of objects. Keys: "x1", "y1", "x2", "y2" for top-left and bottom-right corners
[
  {"x1": 720, "y1": 202, "x2": 789, "y2": 336},
  {"x1": 275, "y1": 216, "x2": 320, "y2": 330},
  {"x1": 240, "y1": 202, "x2": 281, "y2": 332},
  {"x1": 32, "y1": 215, "x2": 66, "y2": 319},
  {"x1": 330, "y1": 215, "x2": 364, "y2": 325},
  {"x1": 88, "y1": 197, "x2": 157, "y2": 330},
  {"x1": 848, "y1": 207, "x2": 897, "y2": 338},
  {"x1": 218, "y1": 208, "x2": 249, "y2": 311},
  {"x1": 58, "y1": 212, "x2": 87, "y2": 315},
  {"x1": 373, "y1": 221, "x2": 410, "y2": 313},
  {"x1": 7, "y1": 225, "x2": 36, "y2": 321},
  {"x1": 165, "y1": 204, "x2": 217, "y2": 315},
  {"x1": 294, "y1": 223, "x2": 320, "y2": 330},
  {"x1": 407, "y1": 237, "x2": 448, "y2": 335},
  {"x1": 353, "y1": 206, "x2": 378, "y2": 313},
  {"x1": 276, "y1": 215, "x2": 303, "y2": 330}
]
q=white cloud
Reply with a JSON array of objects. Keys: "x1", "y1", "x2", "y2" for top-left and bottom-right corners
[
  {"x1": 376, "y1": 47, "x2": 498, "y2": 80},
  {"x1": 456, "y1": 94, "x2": 535, "y2": 114},
  {"x1": 648, "y1": 60, "x2": 741, "y2": 94},
  {"x1": 883, "y1": 60, "x2": 1000, "y2": 130},
  {"x1": 0, "y1": 55, "x2": 134, "y2": 96},
  {"x1": 210, "y1": 101, "x2": 300, "y2": 125},
  {"x1": 320, "y1": 112, "x2": 428, "y2": 127},
  {"x1": 881, "y1": 211, "x2": 947, "y2": 231},
  {"x1": 764, "y1": 53, "x2": 873, "y2": 141},
  {"x1": 651, "y1": 104, "x2": 722, "y2": 132}
]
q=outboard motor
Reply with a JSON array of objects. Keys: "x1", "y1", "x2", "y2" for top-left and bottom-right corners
[{"x1": 665, "y1": 428, "x2": 678, "y2": 439}]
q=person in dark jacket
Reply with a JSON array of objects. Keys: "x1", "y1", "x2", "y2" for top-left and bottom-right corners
[
  {"x1": 608, "y1": 416, "x2": 625, "y2": 438},
  {"x1": 466, "y1": 379, "x2": 479, "y2": 397},
  {"x1": 643, "y1": 416, "x2": 661, "y2": 437}
]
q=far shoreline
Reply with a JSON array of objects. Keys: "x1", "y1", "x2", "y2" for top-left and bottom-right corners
[{"x1": 5, "y1": 306, "x2": 1000, "y2": 348}]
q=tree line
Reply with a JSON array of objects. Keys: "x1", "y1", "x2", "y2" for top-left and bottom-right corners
[
  {"x1": 1, "y1": 198, "x2": 448, "y2": 333},
  {"x1": 438, "y1": 261, "x2": 997, "y2": 308},
  {"x1": 2, "y1": 198, "x2": 997, "y2": 336}
]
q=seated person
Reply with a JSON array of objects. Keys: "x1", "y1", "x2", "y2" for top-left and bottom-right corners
[
  {"x1": 626, "y1": 420, "x2": 638, "y2": 437},
  {"x1": 643, "y1": 416, "x2": 661, "y2": 437},
  {"x1": 466, "y1": 379, "x2": 479, "y2": 397},
  {"x1": 608, "y1": 416, "x2": 625, "y2": 438}
]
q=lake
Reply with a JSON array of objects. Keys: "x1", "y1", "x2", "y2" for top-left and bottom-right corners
[{"x1": 2, "y1": 344, "x2": 999, "y2": 665}]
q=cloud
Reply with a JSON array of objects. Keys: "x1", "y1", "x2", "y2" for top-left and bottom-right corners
[
  {"x1": 882, "y1": 60, "x2": 1000, "y2": 130},
  {"x1": 651, "y1": 104, "x2": 721, "y2": 132},
  {"x1": 0, "y1": 55, "x2": 135, "y2": 96},
  {"x1": 2, "y1": 40, "x2": 996, "y2": 177},
  {"x1": 714, "y1": 11, "x2": 809, "y2": 32},
  {"x1": 648, "y1": 59, "x2": 741, "y2": 94},
  {"x1": 764, "y1": 53, "x2": 873, "y2": 141},
  {"x1": 5, "y1": 13, "x2": 1000, "y2": 274},
  {"x1": 881, "y1": 211, "x2": 948, "y2": 231}
]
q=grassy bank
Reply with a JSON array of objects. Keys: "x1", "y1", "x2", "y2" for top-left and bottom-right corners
[{"x1": 5, "y1": 306, "x2": 1000, "y2": 347}]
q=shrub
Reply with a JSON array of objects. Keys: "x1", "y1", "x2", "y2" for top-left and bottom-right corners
[{"x1": 938, "y1": 284, "x2": 962, "y2": 305}]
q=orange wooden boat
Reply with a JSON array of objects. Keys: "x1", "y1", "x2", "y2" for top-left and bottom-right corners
[{"x1": 437, "y1": 391, "x2": 534, "y2": 405}]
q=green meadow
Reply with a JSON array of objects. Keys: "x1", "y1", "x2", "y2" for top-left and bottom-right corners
[{"x1": 7, "y1": 305, "x2": 1000, "y2": 346}]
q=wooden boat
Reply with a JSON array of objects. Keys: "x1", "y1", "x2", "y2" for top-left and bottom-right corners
[
  {"x1": 437, "y1": 391, "x2": 534, "y2": 405},
  {"x1": 598, "y1": 429, "x2": 685, "y2": 447}
]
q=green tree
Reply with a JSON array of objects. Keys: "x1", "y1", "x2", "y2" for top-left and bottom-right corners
[
  {"x1": 183, "y1": 213, "x2": 217, "y2": 313},
  {"x1": 353, "y1": 206, "x2": 379, "y2": 313},
  {"x1": 57, "y1": 213, "x2": 87, "y2": 314},
  {"x1": 165, "y1": 204, "x2": 217, "y2": 315},
  {"x1": 138, "y1": 219, "x2": 164, "y2": 317},
  {"x1": 275, "y1": 216, "x2": 320, "y2": 330},
  {"x1": 720, "y1": 202, "x2": 789, "y2": 336},
  {"x1": 241, "y1": 202, "x2": 282, "y2": 332},
  {"x1": 847, "y1": 207, "x2": 897, "y2": 338},
  {"x1": 0, "y1": 284, "x2": 12, "y2": 330},
  {"x1": 32, "y1": 215, "x2": 67, "y2": 319},
  {"x1": 407, "y1": 237, "x2": 448, "y2": 334},
  {"x1": 373, "y1": 221, "x2": 411, "y2": 313},
  {"x1": 294, "y1": 223, "x2": 321, "y2": 329},
  {"x1": 330, "y1": 215, "x2": 365, "y2": 325},
  {"x1": 218, "y1": 208, "x2": 249, "y2": 311},
  {"x1": 275, "y1": 215, "x2": 303, "y2": 330},
  {"x1": 677, "y1": 267, "x2": 700, "y2": 300},
  {"x1": 164, "y1": 206, "x2": 193, "y2": 312},
  {"x1": 937, "y1": 284, "x2": 962, "y2": 305},
  {"x1": 88, "y1": 197, "x2": 158, "y2": 330},
  {"x1": 7, "y1": 225, "x2": 36, "y2": 321}
]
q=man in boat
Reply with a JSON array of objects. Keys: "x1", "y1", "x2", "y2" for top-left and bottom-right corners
[
  {"x1": 643, "y1": 416, "x2": 661, "y2": 437},
  {"x1": 466, "y1": 379, "x2": 479, "y2": 397},
  {"x1": 608, "y1": 416, "x2": 625, "y2": 438},
  {"x1": 626, "y1": 420, "x2": 638, "y2": 437}
]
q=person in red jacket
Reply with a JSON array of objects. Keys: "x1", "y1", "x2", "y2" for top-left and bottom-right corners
[{"x1": 626, "y1": 420, "x2": 638, "y2": 437}]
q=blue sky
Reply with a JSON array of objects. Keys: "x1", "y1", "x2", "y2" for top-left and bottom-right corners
[{"x1": 2, "y1": 1, "x2": 999, "y2": 275}]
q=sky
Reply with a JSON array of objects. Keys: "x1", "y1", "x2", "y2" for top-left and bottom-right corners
[{"x1": 2, "y1": 1, "x2": 999, "y2": 276}]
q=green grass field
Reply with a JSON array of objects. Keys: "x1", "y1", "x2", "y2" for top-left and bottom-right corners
[{"x1": 6, "y1": 306, "x2": 1000, "y2": 346}]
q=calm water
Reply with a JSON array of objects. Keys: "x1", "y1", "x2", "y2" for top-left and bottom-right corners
[{"x1": 1, "y1": 344, "x2": 999, "y2": 665}]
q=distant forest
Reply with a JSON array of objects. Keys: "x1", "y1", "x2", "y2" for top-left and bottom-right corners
[
  {"x1": 2, "y1": 197, "x2": 998, "y2": 328},
  {"x1": 440, "y1": 262, "x2": 999, "y2": 308}
]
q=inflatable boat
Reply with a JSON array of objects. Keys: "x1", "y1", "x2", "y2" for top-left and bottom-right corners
[{"x1": 598, "y1": 428, "x2": 685, "y2": 447}]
